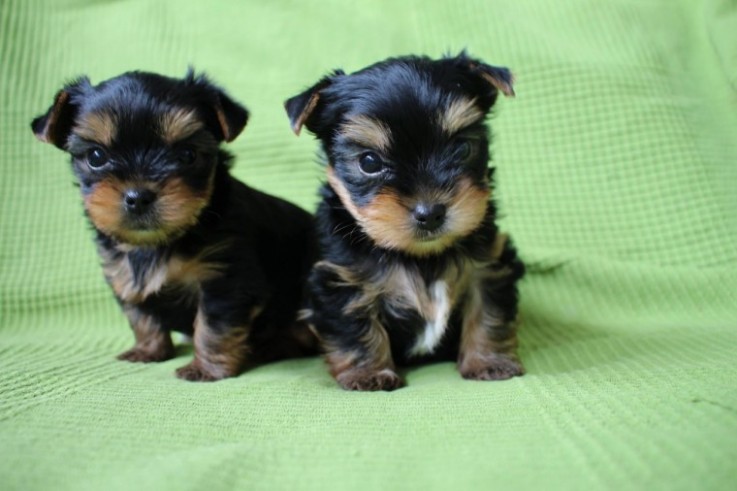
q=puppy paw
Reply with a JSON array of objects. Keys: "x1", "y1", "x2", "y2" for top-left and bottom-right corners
[
  {"x1": 336, "y1": 368, "x2": 405, "y2": 391},
  {"x1": 460, "y1": 355, "x2": 525, "y2": 381},
  {"x1": 175, "y1": 361, "x2": 220, "y2": 382},
  {"x1": 117, "y1": 346, "x2": 174, "y2": 363}
]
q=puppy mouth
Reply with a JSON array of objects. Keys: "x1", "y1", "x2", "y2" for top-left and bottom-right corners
[
  {"x1": 116, "y1": 217, "x2": 170, "y2": 245},
  {"x1": 123, "y1": 212, "x2": 162, "y2": 232},
  {"x1": 85, "y1": 174, "x2": 214, "y2": 246},
  {"x1": 414, "y1": 229, "x2": 446, "y2": 242},
  {"x1": 402, "y1": 229, "x2": 457, "y2": 256}
]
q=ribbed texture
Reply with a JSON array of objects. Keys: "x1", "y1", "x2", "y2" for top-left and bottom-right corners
[{"x1": 1, "y1": 0, "x2": 736, "y2": 489}]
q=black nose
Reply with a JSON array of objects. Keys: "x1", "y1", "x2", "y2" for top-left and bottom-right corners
[
  {"x1": 413, "y1": 203, "x2": 447, "y2": 232},
  {"x1": 123, "y1": 189, "x2": 156, "y2": 215}
]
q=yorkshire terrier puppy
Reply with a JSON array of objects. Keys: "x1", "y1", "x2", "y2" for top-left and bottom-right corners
[
  {"x1": 32, "y1": 70, "x2": 317, "y2": 381},
  {"x1": 285, "y1": 52, "x2": 525, "y2": 391}
]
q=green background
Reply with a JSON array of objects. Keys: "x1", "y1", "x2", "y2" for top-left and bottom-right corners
[{"x1": 2, "y1": 0, "x2": 736, "y2": 489}]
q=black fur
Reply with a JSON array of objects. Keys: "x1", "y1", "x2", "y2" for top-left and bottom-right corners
[
  {"x1": 32, "y1": 70, "x2": 317, "y2": 381},
  {"x1": 311, "y1": 186, "x2": 524, "y2": 366},
  {"x1": 286, "y1": 53, "x2": 524, "y2": 391}
]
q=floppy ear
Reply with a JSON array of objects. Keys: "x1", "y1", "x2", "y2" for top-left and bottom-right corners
[
  {"x1": 284, "y1": 72, "x2": 341, "y2": 136},
  {"x1": 31, "y1": 78, "x2": 90, "y2": 149},
  {"x1": 212, "y1": 91, "x2": 249, "y2": 143},
  {"x1": 185, "y1": 70, "x2": 249, "y2": 143},
  {"x1": 468, "y1": 61, "x2": 515, "y2": 97}
]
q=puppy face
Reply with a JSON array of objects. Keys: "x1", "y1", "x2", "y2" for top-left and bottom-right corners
[
  {"x1": 286, "y1": 53, "x2": 514, "y2": 257},
  {"x1": 32, "y1": 71, "x2": 248, "y2": 246}
]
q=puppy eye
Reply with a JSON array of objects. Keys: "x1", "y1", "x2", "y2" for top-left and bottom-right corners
[
  {"x1": 358, "y1": 152, "x2": 385, "y2": 175},
  {"x1": 87, "y1": 147, "x2": 109, "y2": 169},
  {"x1": 456, "y1": 140, "x2": 474, "y2": 162},
  {"x1": 176, "y1": 148, "x2": 197, "y2": 165}
]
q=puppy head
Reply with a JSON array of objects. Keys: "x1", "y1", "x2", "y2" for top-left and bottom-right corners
[
  {"x1": 32, "y1": 70, "x2": 248, "y2": 246},
  {"x1": 285, "y1": 52, "x2": 514, "y2": 257}
]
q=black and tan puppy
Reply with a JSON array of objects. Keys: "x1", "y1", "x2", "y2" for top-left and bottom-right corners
[
  {"x1": 285, "y1": 53, "x2": 524, "y2": 391},
  {"x1": 32, "y1": 70, "x2": 316, "y2": 381}
]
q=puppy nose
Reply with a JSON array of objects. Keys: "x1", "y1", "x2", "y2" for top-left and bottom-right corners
[
  {"x1": 413, "y1": 203, "x2": 447, "y2": 232},
  {"x1": 123, "y1": 189, "x2": 156, "y2": 215}
]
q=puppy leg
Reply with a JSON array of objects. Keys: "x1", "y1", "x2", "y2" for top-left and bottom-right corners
[
  {"x1": 174, "y1": 311, "x2": 251, "y2": 382},
  {"x1": 117, "y1": 304, "x2": 175, "y2": 363},
  {"x1": 310, "y1": 265, "x2": 404, "y2": 391},
  {"x1": 323, "y1": 320, "x2": 404, "y2": 391},
  {"x1": 175, "y1": 280, "x2": 259, "y2": 382},
  {"x1": 458, "y1": 247, "x2": 525, "y2": 381}
]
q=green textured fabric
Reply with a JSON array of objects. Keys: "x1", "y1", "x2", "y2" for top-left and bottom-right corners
[{"x1": 2, "y1": 0, "x2": 736, "y2": 489}]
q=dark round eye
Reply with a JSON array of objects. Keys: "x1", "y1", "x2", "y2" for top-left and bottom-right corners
[
  {"x1": 358, "y1": 152, "x2": 384, "y2": 175},
  {"x1": 86, "y1": 147, "x2": 109, "y2": 169},
  {"x1": 177, "y1": 148, "x2": 197, "y2": 165},
  {"x1": 456, "y1": 140, "x2": 474, "y2": 162}
]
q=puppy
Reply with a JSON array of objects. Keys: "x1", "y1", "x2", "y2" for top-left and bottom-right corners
[
  {"x1": 285, "y1": 53, "x2": 525, "y2": 391},
  {"x1": 32, "y1": 70, "x2": 317, "y2": 381}
]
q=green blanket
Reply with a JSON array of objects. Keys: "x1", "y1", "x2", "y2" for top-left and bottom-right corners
[{"x1": 2, "y1": 0, "x2": 736, "y2": 489}]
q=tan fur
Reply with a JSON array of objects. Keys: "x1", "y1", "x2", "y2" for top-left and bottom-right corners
[
  {"x1": 327, "y1": 168, "x2": 489, "y2": 257},
  {"x1": 159, "y1": 108, "x2": 203, "y2": 144},
  {"x1": 457, "y1": 275, "x2": 523, "y2": 380},
  {"x1": 340, "y1": 115, "x2": 392, "y2": 152},
  {"x1": 101, "y1": 242, "x2": 227, "y2": 304},
  {"x1": 316, "y1": 259, "x2": 471, "y2": 347},
  {"x1": 156, "y1": 175, "x2": 214, "y2": 238},
  {"x1": 359, "y1": 317, "x2": 394, "y2": 367},
  {"x1": 117, "y1": 307, "x2": 174, "y2": 362},
  {"x1": 85, "y1": 178, "x2": 127, "y2": 237},
  {"x1": 324, "y1": 321, "x2": 402, "y2": 391},
  {"x1": 167, "y1": 253, "x2": 225, "y2": 286},
  {"x1": 440, "y1": 97, "x2": 484, "y2": 135},
  {"x1": 325, "y1": 349, "x2": 361, "y2": 378},
  {"x1": 362, "y1": 191, "x2": 427, "y2": 252},
  {"x1": 34, "y1": 91, "x2": 70, "y2": 144},
  {"x1": 334, "y1": 366, "x2": 403, "y2": 391},
  {"x1": 490, "y1": 233, "x2": 508, "y2": 260},
  {"x1": 317, "y1": 228, "x2": 518, "y2": 363},
  {"x1": 468, "y1": 62, "x2": 516, "y2": 97},
  {"x1": 446, "y1": 178, "x2": 490, "y2": 238},
  {"x1": 86, "y1": 172, "x2": 214, "y2": 246},
  {"x1": 291, "y1": 91, "x2": 321, "y2": 135},
  {"x1": 175, "y1": 310, "x2": 252, "y2": 381},
  {"x1": 102, "y1": 251, "x2": 166, "y2": 304},
  {"x1": 73, "y1": 111, "x2": 117, "y2": 146},
  {"x1": 478, "y1": 71, "x2": 515, "y2": 97}
]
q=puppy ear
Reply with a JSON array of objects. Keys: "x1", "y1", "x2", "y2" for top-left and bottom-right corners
[
  {"x1": 468, "y1": 61, "x2": 515, "y2": 97},
  {"x1": 185, "y1": 70, "x2": 248, "y2": 143},
  {"x1": 284, "y1": 72, "x2": 341, "y2": 136},
  {"x1": 212, "y1": 91, "x2": 249, "y2": 143},
  {"x1": 31, "y1": 78, "x2": 89, "y2": 149}
]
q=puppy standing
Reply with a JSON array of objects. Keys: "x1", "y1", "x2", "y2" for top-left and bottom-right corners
[
  {"x1": 286, "y1": 53, "x2": 525, "y2": 391},
  {"x1": 32, "y1": 70, "x2": 316, "y2": 381}
]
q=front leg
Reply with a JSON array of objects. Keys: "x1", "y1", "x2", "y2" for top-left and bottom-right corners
[
  {"x1": 175, "y1": 278, "x2": 261, "y2": 382},
  {"x1": 117, "y1": 304, "x2": 175, "y2": 363},
  {"x1": 323, "y1": 319, "x2": 404, "y2": 391},
  {"x1": 309, "y1": 262, "x2": 404, "y2": 391},
  {"x1": 458, "y1": 241, "x2": 525, "y2": 381}
]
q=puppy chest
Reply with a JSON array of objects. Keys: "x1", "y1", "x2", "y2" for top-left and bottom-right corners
[
  {"x1": 374, "y1": 266, "x2": 471, "y2": 357},
  {"x1": 102, "y1": 250, "x2": 222, "y2": 303}
]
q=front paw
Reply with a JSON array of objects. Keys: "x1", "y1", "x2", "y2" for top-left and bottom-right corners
[
  {"x1": 175, "y1": 360, "x2": 226, "y2": 382},
  {"x1": 336, "y1": 368, "x2": 405, "y2": 391},
  {"x1": 459, "y1": 354, "x2": 525, "y2": 381},
  {"x1": 117, "y1": 345, "x2": 174, "y2": 363}
]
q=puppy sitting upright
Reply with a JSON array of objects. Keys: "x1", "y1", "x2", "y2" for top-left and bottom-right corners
[
  {"x1": 285, "y1": 53, "x2": 525, "y2": 391},
  {"x1": 32, "y1": 70, "x2": 316, "y2": 381}
]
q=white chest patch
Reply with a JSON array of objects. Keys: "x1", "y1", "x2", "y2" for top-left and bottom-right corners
[{"x1": 409, "y1": 280, "x2": 452, "y2": 356}]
